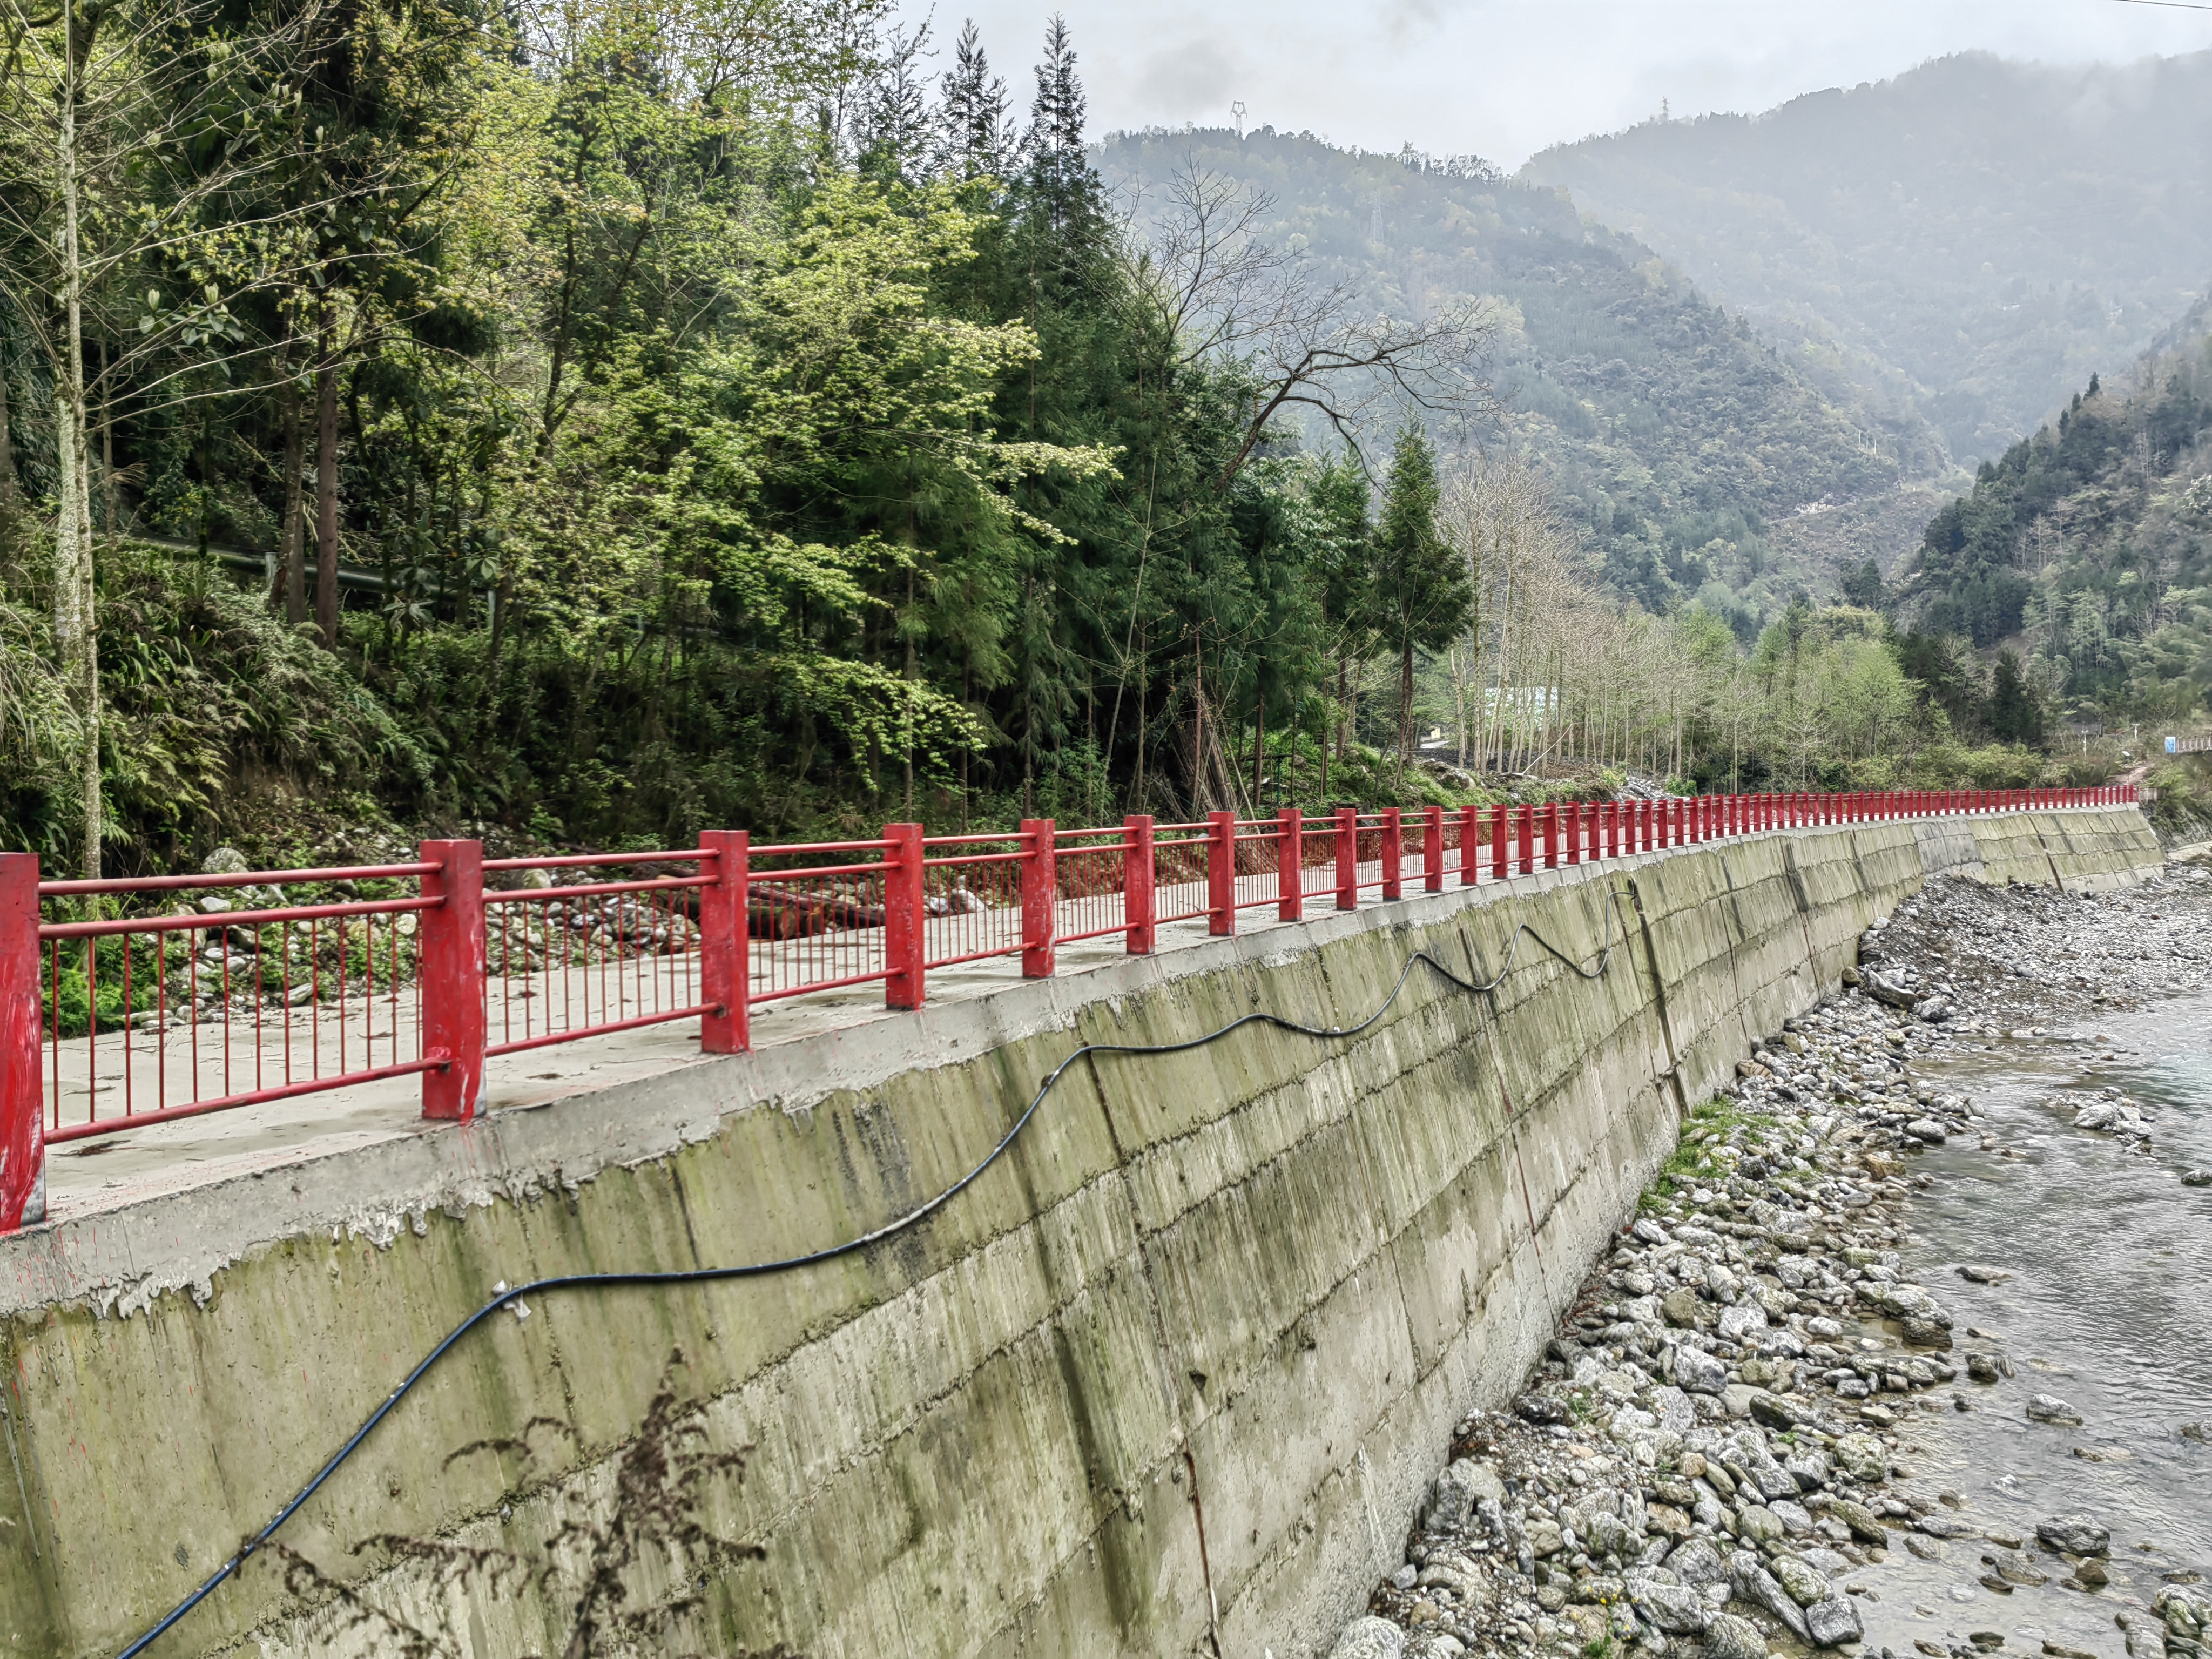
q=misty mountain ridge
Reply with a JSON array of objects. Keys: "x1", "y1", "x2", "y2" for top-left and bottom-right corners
[
  {"x1": 1098, "y1": 126, "x2": 1948, "y2": 637},
  {"x1": 1521, "y1": 51, "x2": 2212, "y2": 466}
]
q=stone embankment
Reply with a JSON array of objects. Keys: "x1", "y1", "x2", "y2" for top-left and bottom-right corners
[{"x1": 1331, "y1": 869, "x2": 2212, "y2": 1659}]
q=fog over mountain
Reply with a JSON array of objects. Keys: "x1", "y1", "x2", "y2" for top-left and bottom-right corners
[
  {"x1": 1100, "y1": 128, "x2": 1946, "y2": 631},
  {"x1": 1521, "y1": 52, "x2": 2212, "y2": 464}
]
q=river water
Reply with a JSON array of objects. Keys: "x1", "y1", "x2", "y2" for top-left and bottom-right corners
[{"x1": 1857, "y1": 992, "x2": 2212, "y2": 1659}]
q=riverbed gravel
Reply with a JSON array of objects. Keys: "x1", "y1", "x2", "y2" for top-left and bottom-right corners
[{"x1": 1326, "y1": 866, "x2": 2212, "y2": 1659}]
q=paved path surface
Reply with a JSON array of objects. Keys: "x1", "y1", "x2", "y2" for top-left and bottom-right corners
[{"x1": 41, "y1": 862, "x2": 1408, "y2": 1218}]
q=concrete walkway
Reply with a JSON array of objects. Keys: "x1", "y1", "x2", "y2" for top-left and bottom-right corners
[{"x1": 40, "y1": 862, "x2": 1398, "y2": 1216}]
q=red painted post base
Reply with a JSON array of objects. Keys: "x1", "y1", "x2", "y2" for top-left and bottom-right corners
[
  {"x1": 420, "y1": 839, "x2": 488, "y2": 1121},
  {"x1": 1022, "y1": 819, "x2": 1057, "y2": 975},
  {"x1": 699, "y1": 831, "x2": 749, "y2": 1053},
  {"x1": 1125, "y1": 817, "x2": 1156, "y2": 954},
  {"x1": 0, "y1": 853, "x2": 44, "y2": 1231},
  {"x1": 885, "y1": 823, "x2": 926, "y2": 1009}
]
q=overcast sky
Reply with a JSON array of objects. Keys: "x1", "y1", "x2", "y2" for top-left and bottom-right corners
[{"x1": 902, "y1": 0, "x2": 2212, "y2": 167}]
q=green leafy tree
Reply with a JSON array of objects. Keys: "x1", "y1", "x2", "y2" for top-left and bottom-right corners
[
  {"x1": 1373, "y1": 425, "x2": 1467, "y2": 782},
  {"x1": 1988, "y1": 649, "x2": 2044, "y2": 744}
]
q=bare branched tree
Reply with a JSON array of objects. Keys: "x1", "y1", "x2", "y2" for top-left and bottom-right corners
[{"x1": 1121, "y1": 157, "x2": 1499, "y2": 487}]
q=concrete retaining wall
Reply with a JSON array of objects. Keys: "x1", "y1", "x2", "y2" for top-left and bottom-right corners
[{"x1": 0, "y1": 810, "x2": 2162, "y2": 1659}]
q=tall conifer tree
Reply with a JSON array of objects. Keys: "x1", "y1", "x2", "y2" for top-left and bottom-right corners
[{"x1": 1374, "y1": 427, "x2": 1469, "y2": 781}]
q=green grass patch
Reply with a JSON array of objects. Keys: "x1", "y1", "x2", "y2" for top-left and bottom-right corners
[{"x1": 1639, "y1": 1095, "x2": 1782, "y2": 1212}]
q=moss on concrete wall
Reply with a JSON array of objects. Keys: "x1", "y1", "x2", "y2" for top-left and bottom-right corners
[{"x1": 0, "y1": 811, "x2": 2162, "y2": 1658}]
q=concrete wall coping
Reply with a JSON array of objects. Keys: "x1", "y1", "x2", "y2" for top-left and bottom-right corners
[{"x1": 0, "y1": 808, "x2": 2149, "y2": 1324}]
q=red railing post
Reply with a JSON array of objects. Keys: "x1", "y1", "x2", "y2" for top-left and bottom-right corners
[
  {"x1": 1424, "y1": 805, "x2": 1445, "y2": 893},
  {"x1": 699, "y1": 831, "x2": 749, "y2": 1054},
  {"x1": 1382, "y1": 808, "x2": 1404, "y2": 900},
  {"x1": 1022, "y1": 818, "x2": 1057, "y2": 976},
  {"x1": 1278, "y1": 808, "x2": 1303, "y2": 921},
  {"x1": 1566, "y1": 801, "x2": 1583, "y2": 865},
  {"x1": 0, "y1": 853, "x2": 44, "y2": 1231},
  {"x1": 1125, "y1": 815, "x2": 1156, "y2": 954},
  {"x1": 1207, "y1": 811, "x2": 1236, "y2": 936},
  {"x1": 885, "y1": 822, "x2": 926, "y2": 1009},
  {"x1": 1542, "y1": 804, "x2": 1559, "y2": 869},
  {"x1": 1459, "y1": 805, "x2": 1481, "y2": 886},
  {"x1": 1337, "y1": 806, "x2": 1359, "y2": 911},
  {"x1": 420, "y1": 838, "x2": 487, "y2": 1122},
  {"x1": 1491, "y1": 804, "x2": 1508, "y2": 881},
  {"x1": 1516, "y1": 804, "x2": 1534, "y2": 875}
]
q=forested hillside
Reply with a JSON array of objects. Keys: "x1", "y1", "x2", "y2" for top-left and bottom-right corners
[
  {"x1": 1522, "y1": 52, "x2": 2212, "y2": 466},
  {"x1": 1098, "y1": 128, "x2": 1947, "y2": 630},
  {"x1": 1899, "y1": 296, "x2": 2212, "y2": 726},
  {"x1": 0, "y1": 0, "x2": 2159, "y2": 881},
  {"x1": 8, "y1": 2, "x2": 1495, "y2": 870}
]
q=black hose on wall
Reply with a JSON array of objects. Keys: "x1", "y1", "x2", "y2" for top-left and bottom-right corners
[{"x1": 117, "y1": 889, "x2": 1641, "y2": 1659}]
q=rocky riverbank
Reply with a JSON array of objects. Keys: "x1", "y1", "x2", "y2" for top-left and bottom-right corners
[{"x1": 1324, "y1": 868, "x2": 2212, "y2": 1659}]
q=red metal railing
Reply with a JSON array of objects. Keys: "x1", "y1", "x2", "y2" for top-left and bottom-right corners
[
  {"x1": 743, "y1": 834, "x2": 896, "y2": 1014},
  {"x1": 481, "y1": 850, "x2": 716, "y2": 1063},
  {"x1": 26, "y1": 856, "x2": 447, "y2": 1159},
  {"x1": 0, "y1": 784, "x2": 2140, "y2": 1228}
]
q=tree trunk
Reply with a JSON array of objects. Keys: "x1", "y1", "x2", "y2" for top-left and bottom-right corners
[
  {"x1": 1396, "y1": 638, "x2": 1414, "y2": 788},
  {"x1": 96, "y1": 338, "x2": 116, "y2": 535},
  {"x1": 53, "y1": 25, "x2": 100, "y2": 878},
  {"x1": 0, "y1": 335, "x2": 17, "y2": 513},
  {"x1": 1317, "y1": 685, "x2": 1330, "y2": 806},
  {"x1": 1189, "y1": 648, "x2": 1204, "y2": 815},
  {"x1": 1333, "y1": 653, "x2": 1355, "y2": 771},
  {"x1": 315, "y1": 301, "x2": 340, "y2": 649},
  {"x1": 1251, "y1": 680, "x2": 1265, "y2": 807},
  {"x1": 281, "y1": 332, "x2": 306, "y2": 625}
]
